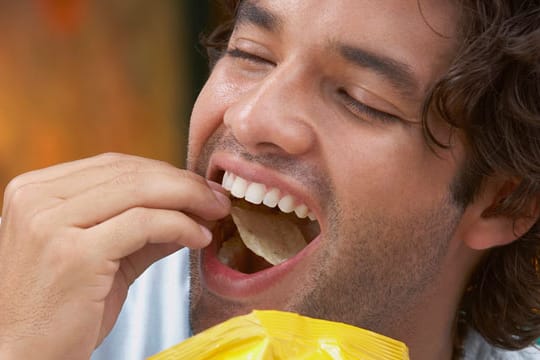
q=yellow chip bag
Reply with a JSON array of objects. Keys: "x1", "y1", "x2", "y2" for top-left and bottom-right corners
[{"x1": 148, "y1": 310, "x2": 409, "y2": 360}]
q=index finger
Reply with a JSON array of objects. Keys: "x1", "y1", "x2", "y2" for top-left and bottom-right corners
[{"x1": 50, "y1": 170, "x2": 231, "y2": 228}]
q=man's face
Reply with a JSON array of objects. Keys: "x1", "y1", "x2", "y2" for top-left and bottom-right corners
[{"x1": 188, "y1": 0, "x2": 464, "y2": 339}]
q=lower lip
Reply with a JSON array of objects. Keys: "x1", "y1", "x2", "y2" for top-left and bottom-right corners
[{"x1": 201, "y1": 233, "x2": 322, "y2": 299}]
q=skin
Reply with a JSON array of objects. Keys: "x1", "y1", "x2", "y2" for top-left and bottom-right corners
[
  {"x1": 187, "y1": 0, "x2": 497, "y2": 359},
  {"x1": 0, "y1": 155, "x2": 231, "y2": 359},
  {"x1": 0, "y1": 1, "x2": 534, "y2": 359}
]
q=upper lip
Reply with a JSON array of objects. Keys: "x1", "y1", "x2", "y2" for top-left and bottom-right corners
[{"x1": 206, "y1": 152, "x2": 324, "y2": 227}]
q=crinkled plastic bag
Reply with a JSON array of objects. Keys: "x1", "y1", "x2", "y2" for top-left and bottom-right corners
[{"x1": 148, "y1": 310, "x2": 409, "y2": 359}]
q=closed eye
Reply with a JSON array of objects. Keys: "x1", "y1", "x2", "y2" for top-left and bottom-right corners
[
  {"x1": 226, "y1": 48, "x2": 274, "y2": 66},
  {"x1": 338, "y1": 88, "x2": 401, "y2": 124}
]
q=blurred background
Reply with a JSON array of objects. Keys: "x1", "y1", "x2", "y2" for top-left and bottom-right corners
[{"x1": 0, "y1": 0, "x2": 224, "y2": 208}]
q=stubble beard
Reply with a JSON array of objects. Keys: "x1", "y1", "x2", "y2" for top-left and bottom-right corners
[
  {"x1": 297, "y1": 200, "x2": 462, "y2": 336},
  {"x1": 188, "y1": 128, "x2": 463, "y2": 335},
  {"x1": 190, "y1": 196, "x2": 462, "y2": 336}
]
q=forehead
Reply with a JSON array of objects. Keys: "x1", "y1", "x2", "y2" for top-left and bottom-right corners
[
  {"x1": 236, "y1": 0, "x2": 461, "y2": 93},
  {"x1": 239, "y1": 0, "x2": 460, "y2": 37}
]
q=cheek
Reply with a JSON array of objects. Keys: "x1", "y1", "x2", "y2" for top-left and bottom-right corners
[
  {"x1": 188, "y1": 70, "x2": 239, "y2": 162},
  {"x1": 325, "y1": 125, "x2": 459, "y2": 216}
]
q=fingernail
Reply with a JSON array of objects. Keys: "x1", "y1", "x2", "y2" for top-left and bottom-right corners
[
  {"x1": 206, "y1": 180, "x2": 230, "y2": 208},
  {"x1": 200, "y1": 225, "x2": 213, "y2": 243},
  {"x1": 206, "y1": 179, "x2": 226, "y2": 193},
  {"x1": 213, "y1": 189, "x2": 231, "y2": 208}
]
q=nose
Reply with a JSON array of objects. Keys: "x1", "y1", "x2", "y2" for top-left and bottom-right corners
[{"x1": 223, "y1": 64, "x2": 317, "y2": 156}]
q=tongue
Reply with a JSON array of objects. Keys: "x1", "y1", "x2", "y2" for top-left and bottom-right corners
[{"x1": 229, "y1": 206, "x2": 307, "y2": 266}]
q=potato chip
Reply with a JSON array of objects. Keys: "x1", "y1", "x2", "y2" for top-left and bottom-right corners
[{"x1": 230, "y1": 206, "x2": 307, "y2": 265}]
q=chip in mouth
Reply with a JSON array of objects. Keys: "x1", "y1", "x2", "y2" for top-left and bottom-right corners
[
  {"x1": 231, "y1": 205, "x2": 307, "y2": 265},
  {"x1": 217, "y1": 198, "x2": 320, "y2": 273}
]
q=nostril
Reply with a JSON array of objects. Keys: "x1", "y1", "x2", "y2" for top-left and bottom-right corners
[
  {"x1": 256, "y1": 142, "x2": 287, "y2": 154},
  {"x1": 223, "y1": 96, "x2": 316, "y2": 156},
  {"x1": 248, "y1": 121, "x2": 316, "y2": 156}
]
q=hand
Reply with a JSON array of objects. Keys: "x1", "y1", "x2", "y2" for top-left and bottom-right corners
[{"x1": 0, "y1": 153, "x2": 230, "y2": 359}]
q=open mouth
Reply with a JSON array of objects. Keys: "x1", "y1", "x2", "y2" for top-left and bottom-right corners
[{"x1": 215, "y1": 170, "x2": 321, "y2": 274}]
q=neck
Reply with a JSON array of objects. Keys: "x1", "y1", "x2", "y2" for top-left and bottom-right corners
[{"x1": 387, "y1": 244, "x2": 482, "y2": 360}]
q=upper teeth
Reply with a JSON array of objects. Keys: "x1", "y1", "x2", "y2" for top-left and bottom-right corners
[{"x1": 222, "y1": 171, "x2": 316, "y2": 221}]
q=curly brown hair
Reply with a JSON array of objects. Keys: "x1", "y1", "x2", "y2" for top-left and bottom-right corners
[
  {"x1": 201, "y1": 0, "x2": 540, "y2": 357},
  {"x1": 431, "y1": 1, "x2": 540, "y2": 357}
]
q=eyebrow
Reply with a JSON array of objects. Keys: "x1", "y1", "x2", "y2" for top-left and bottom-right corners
[
  {"x1": 236, "y1": 1, "x2": 282, "y2": 33},
  {"x1": 235, "y1": 1, "x2": 420, "y2": 100},
  {"x1": 339, "y1": 44, "x2": 420, "y2": 98}
]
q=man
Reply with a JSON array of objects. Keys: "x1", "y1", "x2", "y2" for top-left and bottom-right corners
[{"x1": 0, "y1": 0, "x2": 538, "y2": 359}]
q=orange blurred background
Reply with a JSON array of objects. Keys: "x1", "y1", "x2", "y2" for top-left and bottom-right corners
[{"x1": 0, "y1": 0, "x2": 206, "y2": 208}]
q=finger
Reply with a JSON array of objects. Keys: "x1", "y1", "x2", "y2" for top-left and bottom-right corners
[
  {"x1": 2, "y1": 153, "x2": 153, "y2": 213},
  {"x1": 115, "y1": 243, "x2": 184, "y2": 287},
  {"x1": 86, "y1": 207, "x2": 212, "y2": 261},
  {"x1": 33, "y1": 157, "x2": 182, "y2": 201},
  {"x1": 51, "y1": 170, "x2": 230, "y2": 227},
  {"x1": 207, "y1": 179, "x2": 229, "y2": 196}
]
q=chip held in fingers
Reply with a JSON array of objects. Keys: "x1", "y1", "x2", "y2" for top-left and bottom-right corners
[{"x1": 230, "y1": 206, "x2": 307, "y2": 265}]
